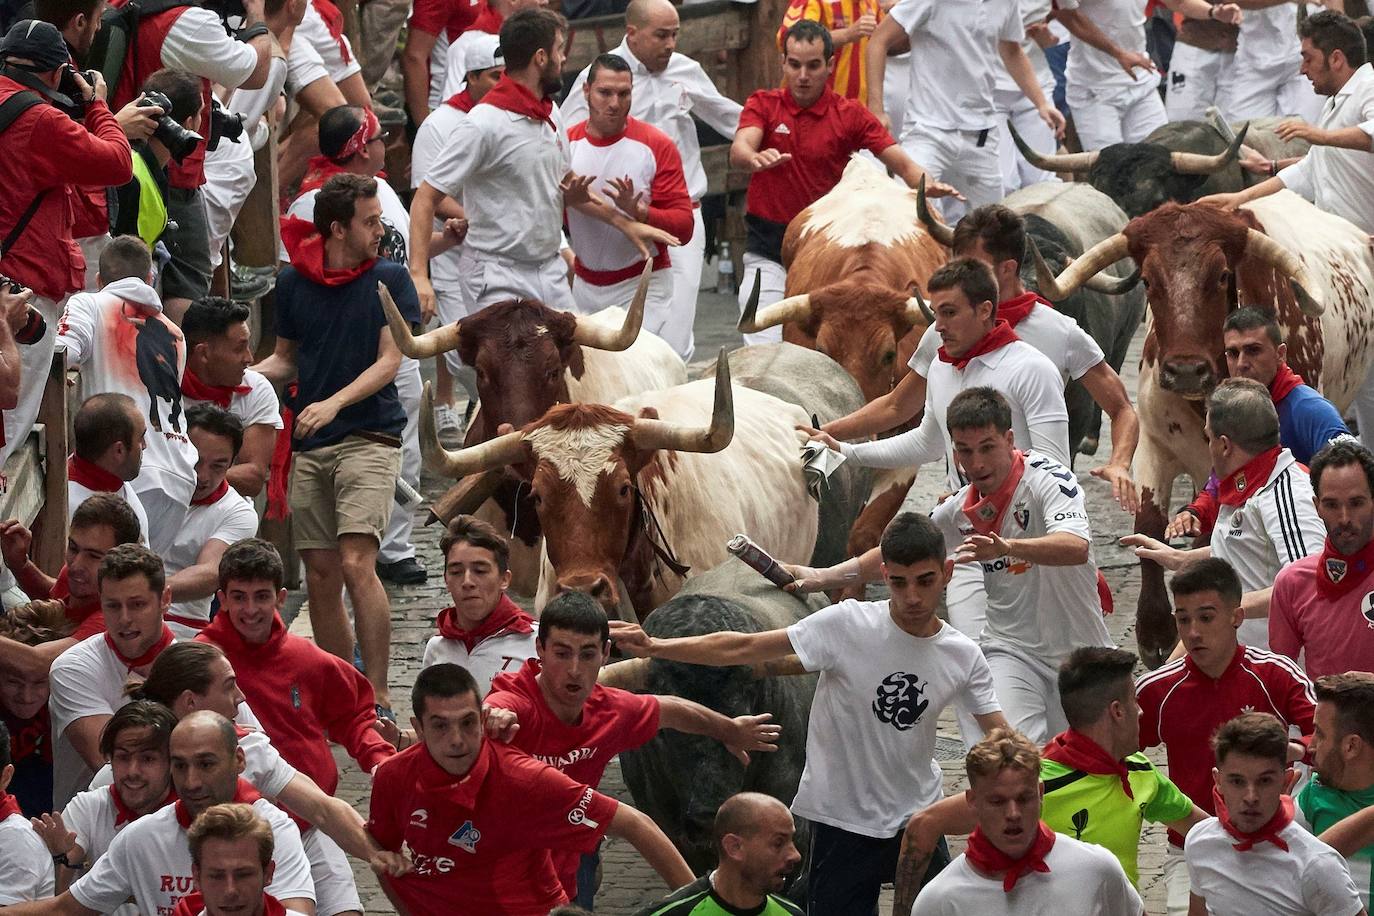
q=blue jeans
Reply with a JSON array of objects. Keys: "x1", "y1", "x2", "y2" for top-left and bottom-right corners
[
  {"x1": 574, "y1": 843, "x2": 601, "y2": 909},
  {"x1": 806, "y1": 822, "x2": 950, "y2": 915}
]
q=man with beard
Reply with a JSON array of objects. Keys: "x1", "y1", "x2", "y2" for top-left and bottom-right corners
[
  {"x1": 1270, "y1": 440, "x2": 1374, "y2": 680},
  {"x1": 408, "y1": 7, "x2": 677, "y2": 318},
  {"x1": 634, "y1": 794, "x2": 804, "y2": 916}
]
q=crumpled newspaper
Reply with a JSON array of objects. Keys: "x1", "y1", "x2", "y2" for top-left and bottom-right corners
[{"x1": 801, "y1": 439, "x2": 846, "y2": 502}]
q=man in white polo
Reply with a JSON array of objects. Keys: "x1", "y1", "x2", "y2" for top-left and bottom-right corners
[{"x1": 561, "y1": 0, "x2": 744, "y2": 362}]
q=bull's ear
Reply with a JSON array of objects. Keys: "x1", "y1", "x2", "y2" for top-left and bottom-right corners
[
  {"x1": 636, "y1": 406, "x2": 661, "y2": 421},
  {"x1": 551, "y1": 311, "x2": 587, "y2": 380}
]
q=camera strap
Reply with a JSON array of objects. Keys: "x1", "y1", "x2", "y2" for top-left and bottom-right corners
[{"x1": 0, "y1": 90, "x2": 51, "y2": 260}]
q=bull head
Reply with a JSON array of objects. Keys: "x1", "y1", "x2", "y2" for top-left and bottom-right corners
[
  {"x1": 737, "y1": 271, "x2": 930, "y2": 336},
  {"x1": 1008, "y1": 121, "x2": 1250, "y2": 176},
  {"x1": 378, "y1": 261, "x2": 653, "y2": 359}
]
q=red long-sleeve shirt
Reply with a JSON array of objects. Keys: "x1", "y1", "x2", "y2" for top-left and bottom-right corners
[
  {"x1": 0, "y1": 82, "x2": 131, "y2": 301},
  {"x1": 198, "y1": 612, "x2": 394, "y2": 793}
]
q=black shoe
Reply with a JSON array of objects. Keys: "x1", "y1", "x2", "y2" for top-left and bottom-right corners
[{"x1": 377, "y1": 556, "x2": 427, "y2": 585}]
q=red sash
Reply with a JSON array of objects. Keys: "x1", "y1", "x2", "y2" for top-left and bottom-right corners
[
  {"x1": 181, "y1": 367, "x2": 249, "y2": 409},
  {"x1": 1043, "y1": 729, "x2": 1134, "y2": 799},
  {"x1": 964, "y1": 821, "x2": 1056, "y2": 891}
]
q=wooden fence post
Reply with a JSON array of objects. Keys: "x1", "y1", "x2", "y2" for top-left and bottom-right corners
[{"x1": 30, "y1": 350, "x2": 69, "y2": 575}]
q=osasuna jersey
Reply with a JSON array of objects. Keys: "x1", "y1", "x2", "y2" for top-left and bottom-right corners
[
  {"x1": 0, "y1": 810, "x2": 53, "y2": 903},
  {"x1": 1295, "y1": 776, "x2": 1374, "y2": 907},
  {"x1": 1186, "y1": 815, "x2": 1363, "y2": 916},
  {"x1": 1212, "y1": 448, "x2": 1325, "y2": 649},
  {"x1": 930, "y1": 451, "x2": 1112, "y2": 668},
  {"x1": 68, "y1": 795, "x2": 315, "y2": 916},
  {"x1": 912, "y1": 833, "x2": 1142, "y2": 915}
]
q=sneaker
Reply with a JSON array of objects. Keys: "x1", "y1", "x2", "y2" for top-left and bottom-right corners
[
  {"x1": 230, "y1": 263, "x2": 275, "y2": 302},
  {"x1": 377, "y1": 556, "x2": 428, "y2": 585},
  {"x1": 434, "y1": 403, "x2": 464, "y2": 447}
]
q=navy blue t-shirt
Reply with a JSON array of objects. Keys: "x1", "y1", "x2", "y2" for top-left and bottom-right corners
[
  {"x1": 1278, "y1": 383, "x2": 1349, "y2": 464},
  {"x1": 275, "y1": 259, "x2": 421, "y2": 452},
  {"x1": 1, "y1": 707, "x2": 52, "y2": 818}
]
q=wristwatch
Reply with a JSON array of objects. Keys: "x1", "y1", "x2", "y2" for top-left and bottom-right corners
[
  {"x1": 53, "y1": 851, "x2": 82, "y2": 869},
  {"x1": 238, "y1": 20, "x2": 270, "y2": 41}
]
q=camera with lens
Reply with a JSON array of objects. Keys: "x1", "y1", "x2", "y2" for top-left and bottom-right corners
[
  {"x1": 206, "y1": 97, "x2": 246, "y2": 151},
  {"x1": 0, "y1": 275, "x2": 23, "y2": 295},
  {"x1": 54, "y1": 64, "x2": 98, "y2": 117},
  {"x1": 137, "y1": 90, "x2": 204, "y2": 163}
]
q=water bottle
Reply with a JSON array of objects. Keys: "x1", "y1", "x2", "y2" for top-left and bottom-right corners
[{"x1": 717, "y1": 241, "x2": 735, "y2": 295}]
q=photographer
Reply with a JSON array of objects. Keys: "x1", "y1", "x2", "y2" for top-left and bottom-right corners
[
  {"x1": 0, "y1": 20, "x2": 132, "y2": 461},
  {"x1": 102, "y1": 0, "x2": 285, "y2": 320},
  {"x1": 110, "y1": 68, "x2": 204, "y2": 248}
]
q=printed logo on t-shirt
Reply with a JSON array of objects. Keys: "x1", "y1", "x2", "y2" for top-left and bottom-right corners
[
  {"x1": 1328, "y1": 558, "x2": 1348, "y2": 583},
  {"x1": 448, "y1": 819, "x2": 481, "y2": 853},
  {"x1": 1362, "y1": 592, "x2": 1374, "y2": 628},
  {"x1": 534, "y1": 747, "x2": 597, "y2": 769},
  {"x1": 872, "y1": 672, "x2": 929, "y2": 731},
  {"x1": 774, "y1": 123, "x2": 791, "y2": 135},
  {"x1": 1230, "y1": 510, "x2": 1244, "y2": 533},
  {"x1": 379, "y1": 218, "x2": 408, "y2": 266},
  {"x1": 568, "y1": 787, "x2": 601, "y2": 829},
  {"x1": 1013, "y1": 506, "x2": 1030, "y2": 530},
  {"x1": 409, "y1": 808, "x2": 429, "y2": 828}
]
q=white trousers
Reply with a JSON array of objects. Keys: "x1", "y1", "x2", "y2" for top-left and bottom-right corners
[
  {"x1": 433, "y1": 282, "x2": 475, "y2": 380},
  {"x1": 379, "y1": 357, "x2": 423, "y2": 563},
  {"x1": 1067, "y1": 82, "x2": 1169, "y2": 150},
  {"x1": 1165, "y1": 44, "x2": 1233, "y2": 121},
  {"x1": 457, "y1": 249, "x2": 576, "y2": 313},
  {"x1": 885, "y1": 53, "x2": 912, "y2": 143},
  {"x1": 662, "y1": 207, "x2": 705, "y2": 362},
  {"x1": 201, "y1": 136, "x2": 258, "y2": 270},
  {"x1": 1224, "y1": 59, "x2": 1323, "y2": 122},
  {"x1": 1164, "y1": 843, "x2": 1190, "y2": 916},
  {"x1": 1, "y1": 294, "x2": 59, "y2": 468},
  {"x1": 737, "y1": 253, "x2": 786, "y2": 347},
  {"x1": 948, "y1": 562, "x2": 991, "y2": 750},
  {"x1": 997, "y1": 92, "x2": 1061, "y2": 192},
  {"x1": 304, "y1": 827, "x2": 364, "y2": 916},
  {"x1": 900, "y1": 124, "x2": 1005, "y2": 223},
  {"x1": 983, "y1": 641, "x2": 1068, "y2": 745},
  {"x1": 572, "y1": 266, "x2": 677, "y2": 338}
]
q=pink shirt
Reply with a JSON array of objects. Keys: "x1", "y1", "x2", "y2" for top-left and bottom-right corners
[{"x1": 1271, "y1": 553, "x2": 1374, "y2": 679}]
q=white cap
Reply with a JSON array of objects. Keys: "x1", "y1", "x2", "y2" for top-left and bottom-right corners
[{"x1": 459, "y1": 32, "x2": 503, "y2": 79}]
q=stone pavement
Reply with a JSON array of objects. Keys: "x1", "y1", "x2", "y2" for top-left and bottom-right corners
[{"x1": 295, "y1": 280, "x2": 1180, "y2": 914}]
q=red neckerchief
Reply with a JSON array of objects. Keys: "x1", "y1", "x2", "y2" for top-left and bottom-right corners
[
  {"x1": 997, "y1": 291, "x2": 1052, "y2": 328},
  {"x1": 297, "y1": 156, "x2": 349, "y2": 196},
  {"x1": 1213, "y1": 788, "x2": 1295, "y2": 852},
  {"x1": 201, "y1": 606, "x2": 286, "y2": 653},
  {"x1": 181, "y1": 366, "x2": 249, "y2": 409},
  {"x1": 937, "y1": 320, "x2": 1020, "y2": 371},
  {"x1": 445, "y1": 88, "x2": 476, "y2": 113},
  {"x1": 1043, "y1": 729, "x2": 1134, "y2": 799},
  {"x1": 51, "y1": 566, "x2": 101, "y2": 626},
  {"x1": 173, "y1": 892, "x2": 288, "y2": 916},
  {"x1": 191, "y1": 479, "x2": 230, "y2": 507},
  {"x1": 963, "y1": 821, "x2": 1057, "y2": 891},
  {"x1": 67, "y1": 454, "x2": 123, "y2": 492},
  {"x1": 103, "y1": 624, "x2": 174, "y2": 673},
  {"x1": 962, "y1": 450, "x2": 1027, "y2": 537},
  {"x1": 479, "y1": 75, "x2": 554, "y2": 128},
  {"x1": 436, "y1": 594, "x2": 534, "y2": 653},
  {"x1": 1316, "y1": 536, "x2": 1374, "y2": 598},
  {"x1": 1217, "y1": 445, "x2": 1282, "y2": 507},
  {"x1": 1268, "y1": 363, "x2": 1304, "y2": 404},
  {"x1": 280, "y1": 217, "x2": 377, "y2": 286},
  {"x1": 111, "y1": 783, "x2": 176, "y2": 827},
  {"x1": 0, "y1": 791, "x2": 21, "y2": 821},
  {"x1": 174, "y1": 778, "x2": 261, "y2": 830},
  {"x1": 310, "y1": 0, "x2": 351, "y2": 64}
]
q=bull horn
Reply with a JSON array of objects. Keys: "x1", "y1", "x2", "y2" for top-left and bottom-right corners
[
  {"x1": 916, "y1": 177, "x2": 954, "y2": 247},
  {"x1": 1083, "y1": 268, "x2": 1142, "y2": 295},
  {"x1": 420, "y1": 382, "x2": 528, "y2": 477},
  {"x1": 630, "y1": 347, "x2": 734, "y2": 453},
  {"x1": 1243, "y1": 228, "x2": 1326, "y2": 316},
  {"x1": 1008, "y1": 120, "x2": 1098, "y2": 173},
  {"x1": 1170, "y1": 123, "x2": 1249, "y2": 174},
  {"x1": 739, "y1": 272, "x2": 812, "y2": 334},
  {"x1": 1032, "y1": 233, "x2": 1131, "y2": 302},
  {"x1": 598, "y1": 657, "x2": 652, "y2": 690},
  {"x1": 906, "y1": 287, "x2": 935, "y2": 326},
  {"x1": 379, "y1": 282, "x2": 463, "y2": 359},
  {"x1": 570, "y1": 259, "x2": 649, "y2": 351}
]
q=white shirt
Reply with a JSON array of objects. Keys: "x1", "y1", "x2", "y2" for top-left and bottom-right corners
[
  {"x1": 0, "y1": 811, "x2": 54, "y2": 904},
  {"x1": 181, "y1": 368, "x2": 283, "y2": 431},
  {"x1": 994, "y1": 0, "x2": 1064, "y2": 100},
  {"x1": 912, "y1": 832, "x2": 1142, "y2": 915},
  {"x1": 787, "y1": 602, "x2": 999, "y2": 837},
  {"x1": 1280, "y1": 64, "x2": 1374, "y2": 235},
  {"x1": 1235, "y1": 4, "x2": 1300, "y2": 72},
  {"x1": 910, "y1": 303, "x2": 1105, "y2": 384},
  {"x1": 281, "y1": 181, "x2": 412, "y2": 267},
  {"x1": 1066, "y1": 0, "x2": 1156, "y2": 96},
  {"x1": 1211, "y1": 448, "x2": 1324, "y2": 649},
  {"x1": 69, "y1": 798, "x2": 315, "y2": 915},
  {"x1": 297, "y1": 1, "x2": 361, "y2": 83},
  {"x1": 161, "y1": 7, "x2": 261, "y2": 89},
  {"x1": 163, "y1": 486, "x2": 259, "y2": 631},
  {"x1": 561, "y1": 41, "x2": 743, "y2": 202},
  {"x1": 843, "y1": 339, "x2": 1070, "y2": 490},
  {"x1": 931, "y1": 451, "x2": 1112, "y2": 669},
  {"x1": 424, "y1": 102, "x2": 570, "y2": 262},
  {"x1": 285, "y1": 38, "x2": 329, "y2": 96},
  {"x1": 889, "y1": 0, "x2": 1023, "y2": 132},
  {"x1": 49, "y1": 633, "x2": 146, "y2": 809},
  {"x1": 1186, "y1": 815, "x2": 1363, "y2": 916},
  {"x1": 67, "y1": 477, "x2": 150, "y2": 545},
  {"x1": 63, "y1": 786, "x2": 141, "y2": 916},
  {"x1": 412, "y1": 100, "x2": 469, "y2": 288},
  {"x1": 423, "y1": 626, "x2": 539, "y2": 696}
]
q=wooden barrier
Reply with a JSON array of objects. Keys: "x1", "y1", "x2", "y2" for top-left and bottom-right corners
[{"x1": 1, "y1": 351, "x2": 70, "y2": 576}]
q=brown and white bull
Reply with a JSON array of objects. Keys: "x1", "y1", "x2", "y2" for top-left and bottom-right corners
[
  {"x1": 381, "y1": 264, "x2": 687, "y2": 594},
  {"x1": 1035, "y1": 191, "x2": 1374, "y2": 667},
  {"x1": 416, "y1": 354, "x2": 820, "y2": 620}
]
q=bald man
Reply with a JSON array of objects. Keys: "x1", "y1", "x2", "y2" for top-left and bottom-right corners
[
  {"x1": 634, "y1": 793, "x2": 805, "y2": 915},
  {"x1": 561, "y1": 0, "x2": 744, "y2": 361}
]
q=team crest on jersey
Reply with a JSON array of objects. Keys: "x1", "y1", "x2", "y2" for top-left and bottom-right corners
[
  {"x1": 449, "y1": 820, "x2": 481, "y2": 853},
  {"x1": 1362, "y1": 593, "x2": 1374, "y2": 629},
  {"x1": 1328, "y1": 558, "x2": 1349, "y2": 584},
  {"x1": 1013, "y1": 506, "x2": 1030, "y2": 530},
  {"x1": 976, "y1": 503, "x2": 997, "y2": 522},
  {"x1": 774, "y1": 123, "x2": 791, "y2": 135},
  {"x1": 409, "y1": 809, "x2": 429, "y2": 828},
  {"x1": 1230, "y1": 510, "x2": 1244, "y2": 533},
  {"x1": 1234, "y1": 471, "x2": 1248, "y2": 492}
]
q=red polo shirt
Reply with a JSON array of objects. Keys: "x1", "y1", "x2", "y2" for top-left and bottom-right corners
[
  {"x1": 367, "y1": 739, "x2": 618, "y2": 916},
  {"x1": 740, "y1": 86, "x2": 895, "y2": 229},
  {"x1": 409, "y1": 0, "x2": 483, "y2": 41}
]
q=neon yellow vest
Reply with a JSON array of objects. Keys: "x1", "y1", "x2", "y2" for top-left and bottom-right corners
[{"x1": 129, "y1": 152, "x2": 167, "y2": 247}]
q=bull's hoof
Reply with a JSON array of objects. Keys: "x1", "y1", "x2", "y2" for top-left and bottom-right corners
[
  {"x1": 1077, "y1": 435, "x2": 1100, "y2": 456},
  {"x1": 1136, "y1": 637, "x2": 1172, "y2": 671}
]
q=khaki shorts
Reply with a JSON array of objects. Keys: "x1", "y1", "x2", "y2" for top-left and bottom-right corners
[{"x1": 290, "y1": 436, "x2": 401, "y2": 551}]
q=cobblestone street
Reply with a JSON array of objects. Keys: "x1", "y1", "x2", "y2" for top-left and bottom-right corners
[{"x1": 294, "y1": 279, "x2": 1179, "y2": 914}]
